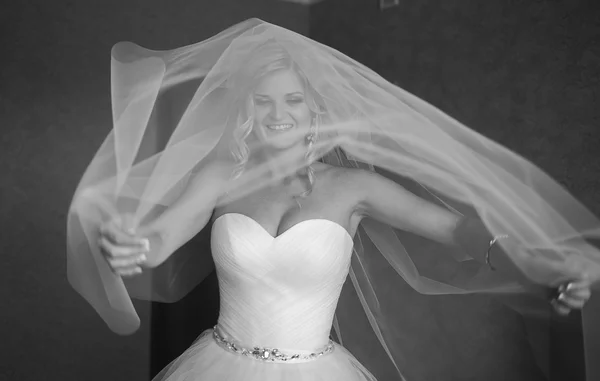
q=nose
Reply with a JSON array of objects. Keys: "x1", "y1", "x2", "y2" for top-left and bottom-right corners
[{"x1": 269, "y1": 103, "x2": 285, "y2": 120}]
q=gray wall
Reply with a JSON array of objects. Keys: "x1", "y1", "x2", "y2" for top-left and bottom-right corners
[
  {"x1": 0, "y1": 2, "x2": 307, "y2": 381},
  {"x1": 310, "y1": 1, "x2": 599, "y2": 380},
  {"x1": 2, "y1": 0, "x2": 598, "y2": 381}
]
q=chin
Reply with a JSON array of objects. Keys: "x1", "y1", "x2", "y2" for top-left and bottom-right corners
[{"x1": 267, "y1": 138, "x2": 302, "y2": 152}]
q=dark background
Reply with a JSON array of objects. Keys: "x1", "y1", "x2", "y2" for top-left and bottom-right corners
[
  {"x1": 0, "y1": 1, "x2": 307, "y2": 381},
  {"x1": 1, "y1": 0, "x2": 598, "y2": 380},
  {"x1": 309, "y1": 1, "x2": 599, "y2": 379}
]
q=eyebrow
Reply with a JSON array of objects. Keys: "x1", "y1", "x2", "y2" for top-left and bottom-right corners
[{"x1": 254, "y1": 92, "x2": 304, "y2": 98}]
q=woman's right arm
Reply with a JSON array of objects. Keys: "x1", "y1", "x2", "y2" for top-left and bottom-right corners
[
  {"x1": 99, "y1": 159, "x2": 231, "y2": 275},
  {"x1": 141, "y1": 160, "x2": 231, "y2": 268}
]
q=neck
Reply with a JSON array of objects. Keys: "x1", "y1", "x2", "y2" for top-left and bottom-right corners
[{"x1": 258, "y1": 145, "x2": 312, "y2": 184}]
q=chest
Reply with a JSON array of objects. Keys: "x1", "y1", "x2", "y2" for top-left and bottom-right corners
[{"x1": 213, "y1": 171, "x2": 362, "y2": 239}]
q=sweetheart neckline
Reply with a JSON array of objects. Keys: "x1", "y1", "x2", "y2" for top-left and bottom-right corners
[{"x1": 214, "y1": 212, "x2": 354, "y2": 241}]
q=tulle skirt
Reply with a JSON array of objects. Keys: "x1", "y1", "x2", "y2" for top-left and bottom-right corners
[{"x1": 153, "y1": 328, "x2": 377, "y2": 381}]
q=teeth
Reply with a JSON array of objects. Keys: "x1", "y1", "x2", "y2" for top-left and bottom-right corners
[{"x1": 266, "y1": 124, "x2": 293, "y2": 131}]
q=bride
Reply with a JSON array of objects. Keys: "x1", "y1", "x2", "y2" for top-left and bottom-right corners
[{"x1": 68, "y1": 19, "x2": 600, "y2": 380}]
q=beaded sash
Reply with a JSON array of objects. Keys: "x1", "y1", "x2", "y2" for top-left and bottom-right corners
[{"x1": 212, "y1": 326, "x2": 335, "y2": 363}]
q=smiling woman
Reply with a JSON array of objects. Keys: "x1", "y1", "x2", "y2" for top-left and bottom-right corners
[
  {"x1": 67, "y1": 19, "x2": 600, "y2": 381},
  {"x1": 252, "y1": 70, "x2": 313, "y2": 149},
  {"x1": 230, "y1": 46, "x2": 325, "y2": 185}
]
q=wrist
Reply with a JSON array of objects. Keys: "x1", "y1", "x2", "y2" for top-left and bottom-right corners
[{"x1": 486, "y1": 234, "x2": 510, "y2": 271}]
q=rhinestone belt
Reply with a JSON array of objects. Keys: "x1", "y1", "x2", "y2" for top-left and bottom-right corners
[{"x1": 212, "y1": 326, "x2": 335, "y2": 362}]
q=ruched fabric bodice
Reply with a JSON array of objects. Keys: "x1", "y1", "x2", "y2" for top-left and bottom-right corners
[
  {"x1": 152, "y1": 214, "x2": 377, "y2": 380},
  {"x1": 211, "y1": 213, "x2": 354, "y2": 352}
]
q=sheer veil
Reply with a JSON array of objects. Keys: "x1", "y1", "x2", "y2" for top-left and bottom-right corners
[{"x1": 66, "y1": 19, "x2": 600, "y2": 380}]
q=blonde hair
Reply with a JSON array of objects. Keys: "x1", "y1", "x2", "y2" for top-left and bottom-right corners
[{"x1": 230, "y1": 43, "x2": 323, "y2": 196}]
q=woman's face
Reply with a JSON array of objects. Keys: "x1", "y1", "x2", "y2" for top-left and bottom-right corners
[{"x1": 252, "y1": 69, "x2": 312, "y2": 152}]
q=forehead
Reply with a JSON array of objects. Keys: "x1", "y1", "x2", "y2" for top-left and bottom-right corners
[{"x1": 254, "y1": 69, "x2": 304, "y2": 94}]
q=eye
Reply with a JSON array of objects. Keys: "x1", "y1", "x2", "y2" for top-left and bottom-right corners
[
  {"x1": 287, "y1": 98, "x2": 304, "y2": 105},
  {"x1": 254, "y1": 98, "x2": 269, "y2": 106}
]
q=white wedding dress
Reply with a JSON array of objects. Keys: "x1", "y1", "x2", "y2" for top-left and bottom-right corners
[{"x1": 153, "y1": 212, "x2": 377, "y2": 380}]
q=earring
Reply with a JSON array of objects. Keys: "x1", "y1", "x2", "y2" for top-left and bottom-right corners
[
  {"x1": 305, "y1": 117, "x2": 318, "y2": 165},
  {"x1": 296, "y1": 116, "x2": 318, "y2": 203},
  {"x1": 305, "y1": 117, "x2": 318, "y2": 147}
]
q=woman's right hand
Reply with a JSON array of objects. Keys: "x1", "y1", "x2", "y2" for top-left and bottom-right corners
[{"x1": 98, "y1": 215, "x2": 151, "y2": 277}]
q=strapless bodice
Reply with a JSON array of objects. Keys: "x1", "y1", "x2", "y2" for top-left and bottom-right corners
[{"x1": 211, "y1": 213, "x2": 354, "y2": 351}]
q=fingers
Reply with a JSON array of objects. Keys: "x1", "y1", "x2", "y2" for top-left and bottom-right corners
[
  {"x1": 98, "y1": 236, "x2": 148, "y2": 257},
  {"x1": 552, "y1": 279, "x2": 592, "y2": 315},
  {"x1": 563, "y1": 285, "x2": 592, "y2": 301},
  {"x1": 559, "y1": 280, "x2": 592, "y2": 301},
  {"x1": 114, "y1": 265, "x2": 143, "y2": 277},
  {"x1": 108, "y1": 253, "x2": 147, "y2": 269},
  {"x1": 557, "y1": 293, "x2": 587, "y2": 309},
  {"x1": 98, "y1": 217, "x2": 150, "y2": 278},
  {"x1": 98, "y1": 238, "x2": 148, "y2": 277},
  {"x1": 564, "y1": 278, "x2": 591, "y2": 292},
  {"x1": 551, "y1": 299, "x2": 572, "y2": 316},
  {"x1": 100, "y1": 220, "x2": 148, "y2": 248}
]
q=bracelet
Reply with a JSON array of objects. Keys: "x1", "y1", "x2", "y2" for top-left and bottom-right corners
[{"x1": 486, "y1": 234, "x2": 509, "y2": 271}]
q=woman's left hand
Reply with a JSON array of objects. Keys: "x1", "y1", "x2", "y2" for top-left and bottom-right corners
[
  {"x1": 551, "y1": 277, "x2": 593, "y2": 316},
  {"x1": 503, "y1": 240, "x2": 598, "y2": 315}
]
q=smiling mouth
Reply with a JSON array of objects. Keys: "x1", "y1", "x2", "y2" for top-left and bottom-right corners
[{"x1": 266, "y1": 123, "x2": 294, "y2": 131}]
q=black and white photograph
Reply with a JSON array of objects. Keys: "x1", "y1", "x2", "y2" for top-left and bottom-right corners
[{"x1": 2, "y1": 1, "x2": 600, "y2": 380}]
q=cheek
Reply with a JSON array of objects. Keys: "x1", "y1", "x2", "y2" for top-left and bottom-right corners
[
  {"x1": 254, "y1": 107, "x2": 268, "y2": 122},
  {"x1": 252, "y1": 126, "x2": 267, "y2": 141},
  {"x1": 294, "y1": 106, "x2": 312, "y2": 126}
]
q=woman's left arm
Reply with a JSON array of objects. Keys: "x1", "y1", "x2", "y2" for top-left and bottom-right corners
[
  {"x1": 352, "y1": 169, "x2": 513, "y2": 271},
  {"x1": 351, "y1": 168, "x2": 592, "y2": 314}
]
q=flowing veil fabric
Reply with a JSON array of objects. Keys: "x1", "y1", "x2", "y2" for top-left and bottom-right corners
[{"x1": 67, "y1": 19, "x2": 600, "y2": 380}]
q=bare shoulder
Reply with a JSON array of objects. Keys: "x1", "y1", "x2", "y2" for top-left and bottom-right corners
[
  {"x1": 317, "y1": 163, "x2": 368, "y2": 202},
  {"x1": 332, "y1": 165, "x2": 461, "y2": 244},
  {"x1": 320, "y1": 164, "x2": 370, "y2": 189},
  {"x1": 189, "y1": 155, "x2": 234, "y2": 187},
  {"x1": 182, "y1": 156, "x2": 235, "y2": 209},
  {"x1": 322, "y1": 165, "x2": 405, "y2": 216}
]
